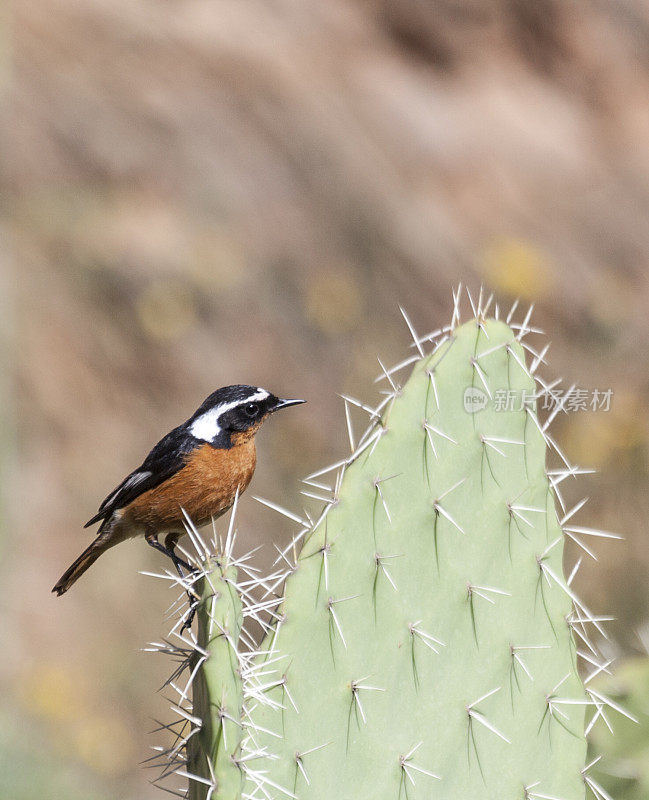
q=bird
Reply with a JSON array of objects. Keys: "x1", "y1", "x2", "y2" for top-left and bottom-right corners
[{"x1": 53, "y1": 385, "x2": 305, "y2": 597}]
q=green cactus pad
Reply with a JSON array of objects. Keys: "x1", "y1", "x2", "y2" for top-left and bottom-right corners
[
  {"x1": 186, "y1": 559, "x2": 244, "y2": 800},
  {"x1": 240, "y1": 318, "x2": 588, "y2": 800}
]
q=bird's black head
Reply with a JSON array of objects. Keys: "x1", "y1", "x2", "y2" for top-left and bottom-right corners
[{"x1": 188, "y1": 385, "x2": 305, "y2": 445}]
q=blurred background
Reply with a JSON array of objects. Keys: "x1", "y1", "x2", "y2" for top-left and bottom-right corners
[{"x1": 3, "y1": 0, "x2": 649, "y2": 797}]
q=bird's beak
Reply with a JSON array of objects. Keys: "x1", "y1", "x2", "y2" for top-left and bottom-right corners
[{"x1": 273, "y1": 398, "x2": 306, "y2": 411}]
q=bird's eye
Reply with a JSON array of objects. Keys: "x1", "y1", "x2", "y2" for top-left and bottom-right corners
[{"x1": 244, "y1": 402, "x2": 259, "y2": 418}]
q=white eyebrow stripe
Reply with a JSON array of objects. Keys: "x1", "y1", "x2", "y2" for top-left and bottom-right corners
[{"x1": 189, "y1": 389, "x2": 270, "y2": 442}]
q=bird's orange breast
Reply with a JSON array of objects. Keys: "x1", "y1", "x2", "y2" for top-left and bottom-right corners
[{"x1": 123, "y1": 440, "x2": 257, "y2": 530}]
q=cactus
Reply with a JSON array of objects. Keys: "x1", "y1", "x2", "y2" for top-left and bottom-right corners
[
  {"x1": 149, "y1": 292, "x2": 625, "y2": 800},
  {"x1": 185, "y1": 557, "x2": 244, "y2": 800}
]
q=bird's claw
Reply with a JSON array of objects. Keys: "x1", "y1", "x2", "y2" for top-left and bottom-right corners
[{"x1": 180, "y1": 600, "x2": 198, "y2": 635}]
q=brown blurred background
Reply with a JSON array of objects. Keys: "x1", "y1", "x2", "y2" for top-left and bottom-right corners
[{"x1": 3, "y1": 0, "x2": 649, "y2": 797}]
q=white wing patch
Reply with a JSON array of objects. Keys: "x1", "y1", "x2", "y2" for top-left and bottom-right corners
[
  {"x1": 190, "y1": 389, "x2": 270, "y2": 442},
  {"x1": 123, "y1": 471, "x2": 152, "y2": 491},
  {"x1": 103, "y1": 470, "x2": 152, "y2": 509}
]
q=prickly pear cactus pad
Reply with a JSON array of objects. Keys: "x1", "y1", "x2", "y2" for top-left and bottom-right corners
[
  {"x1": 186, "y1": 558, "x2": 244, "y2": 800},
  {"x1": 242, "y1": 317, "x2": 588, "y2": 800}
]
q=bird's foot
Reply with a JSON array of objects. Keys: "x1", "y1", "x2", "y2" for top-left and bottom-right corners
[{"x1": 179, "y1": 597, "x2": 198, "y2": 635}]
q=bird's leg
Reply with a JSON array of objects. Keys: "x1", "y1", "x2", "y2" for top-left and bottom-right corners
[
  {"x1": 164, "y1": 531, "x2": 197, "y2": 577},
  {"x1": 145, "y1": 531, "x2": 192, "y2": 572},
  {"x1": 145, "y1": 532, "x2": 198, "y2": 632},
  {"x1": 166, "y1": 532, "x2": 201, "y2": 631}
]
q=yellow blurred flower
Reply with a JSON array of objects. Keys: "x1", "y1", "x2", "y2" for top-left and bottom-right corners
[
  {"x1": 562, "y1": 391, "x2": 645, "y2": 469},
  {"x1": 481, "y1": 237, "x2": 552, "y2": 299},
  {"x1": 20, "y1": 664, "x2": 83, "y2": 723},
  {"x1": 20, "y1": 663, "x2": 136, "y2": 776}
]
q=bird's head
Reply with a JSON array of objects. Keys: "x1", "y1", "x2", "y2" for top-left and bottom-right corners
[{"x1": 188, "y1": 385, "x2": 305, "y2": 446}]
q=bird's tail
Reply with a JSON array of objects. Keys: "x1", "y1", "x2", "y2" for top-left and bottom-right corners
[{"x1": 52, "y1": 533, "x2": 114, "y2": 596}]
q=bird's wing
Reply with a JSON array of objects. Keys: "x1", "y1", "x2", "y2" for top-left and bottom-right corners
[{"x1": 84, "y1": 425, "x2": 198, "y2": 527}]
